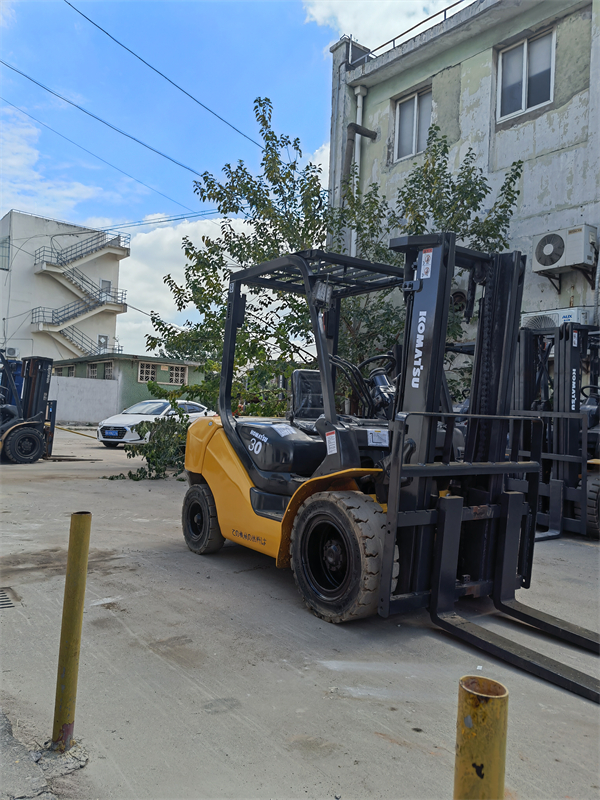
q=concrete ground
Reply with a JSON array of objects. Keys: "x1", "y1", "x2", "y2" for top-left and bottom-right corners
[{"x1": 0, "y1": 429, "x2": 599, "y2": 800}]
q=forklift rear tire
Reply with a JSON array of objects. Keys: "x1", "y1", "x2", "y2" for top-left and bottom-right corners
[
  {"x1": 574, "y1": 476, "x2": 600, "y2": 540},
  {"x1": 290, "y1": 491, "x2": 386, "y2": 623},
  {"x1": 3, "y1": 427, "x2": 45, "y2": 464},
  {"x1": 182, "y1": 482, "x2": 225, "y2": 554}
]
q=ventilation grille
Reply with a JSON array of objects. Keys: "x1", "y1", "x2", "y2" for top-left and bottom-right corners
[
  {"x1": 535, "y1": 233, "x2": 565, "y2": 267},
  {"x1": 522, "y1": 314, "x2": 559, "y2": 330}
]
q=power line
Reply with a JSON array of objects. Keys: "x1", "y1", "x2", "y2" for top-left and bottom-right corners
[
  {"x1": 105, "y1": 210, "x2": 222, "y2": 231},
  {"x1": 63, "y1": 0, "x2": 263, "y2": 151},
  {"x1": 1, "y1": 96, "x2": 196, "y2": 213},
  {"x1": 0, "y1": 59, "x2": 205, "y2": 177}
]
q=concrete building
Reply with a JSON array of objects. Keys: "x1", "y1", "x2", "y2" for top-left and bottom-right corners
[
  {"x1": 329, "y1": 0, "x2": 599, "y2": 322},
  {"x1": 1, "y1": 210, "x2": 129, "y2": 360},
  {"x1": 49, "y1": 353, "x2": 205, "y2": 423}
]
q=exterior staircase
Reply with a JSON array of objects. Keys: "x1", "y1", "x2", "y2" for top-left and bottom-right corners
[{"x1": 32, "y1": 229, "x2": 129, "y2": 357}]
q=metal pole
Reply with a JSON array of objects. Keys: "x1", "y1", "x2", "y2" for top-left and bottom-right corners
[
  {"x1": 454, "y1": 675, "x2": 508, "y2": 800},
  {"x1": 51, "y1": 511, "x2": 91, "y2": 751}
]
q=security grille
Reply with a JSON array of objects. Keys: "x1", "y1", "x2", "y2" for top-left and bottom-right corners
[
  {"x1": 169, "y1": 365, "x2": 187, "y2": 384},
  {"x1": 139, "y1": 362, "x2": 157, "y2": 382},
  {"x1": 105, "y1": 361, "x2": 113, "y2": 380},
  {"x1": 67, "y1": 366, "x2": 75, "y2": 377},
  {"x1": 88, "y1": 363, "x2": 98, "y2": 379}
]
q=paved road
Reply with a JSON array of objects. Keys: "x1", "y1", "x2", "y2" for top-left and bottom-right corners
[{"x1": 1, "y1": 430, "x2": 599, "y2": 799}]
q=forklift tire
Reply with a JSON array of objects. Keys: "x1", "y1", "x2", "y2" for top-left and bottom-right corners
[
  {"x1": 3, "y1": 427, "x2": 45, "y2": 464},
  {"x1": 182, "y1": 482, "x2": 225, "y2": 554},
  {"x1": 290, "y1": 491, "x2": 386, "y2": 623},
  {"x1": 574, "y1": 476, "x2": 600, "y2": 540}
]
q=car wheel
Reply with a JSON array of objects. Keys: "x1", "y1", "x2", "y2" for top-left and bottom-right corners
[
  {"x1": 102, "y1": 442, "x2": 119, "y2": 448},
  {"x1": 182, "y1": 481, "x2": 225, "y2": 554},
  {"x1": 4, "y1": 427, "x2": 45, "y2": 464},
  {"x1": 290, "y1": 491, "x2": 386, "y2": 623}
]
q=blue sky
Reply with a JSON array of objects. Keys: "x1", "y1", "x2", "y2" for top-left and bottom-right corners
[{"x1": 1, "y1": 0, "x2": 459, "y2": 352}]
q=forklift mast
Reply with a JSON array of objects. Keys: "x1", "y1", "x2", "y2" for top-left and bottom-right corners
[{"x1": 212, "y1": 234, "x2": 598, "y2": 702}]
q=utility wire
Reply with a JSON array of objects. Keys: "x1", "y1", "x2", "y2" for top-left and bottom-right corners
[
  {"x1": 0, "y1": 59, "x2": 205, "y2": 177},
  {"x1": 105, "y1": 209, "x2": 222, "y2": 231},
  {"x1": 1, "y1": 96, "x2": 196, "y2": 213},
  {"x1": 63, "y1": 0, "x2": 263, "y2": 150}
]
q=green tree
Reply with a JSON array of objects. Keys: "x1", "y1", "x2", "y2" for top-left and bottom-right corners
[{"x1": 146, "y1": 106, "x2": 523, "y2": 417}]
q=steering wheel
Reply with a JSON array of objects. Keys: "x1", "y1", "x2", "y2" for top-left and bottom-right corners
[
  {"x1": 357, "y1": 352, "x2": 397, "y2": 376},
  {"x1": 581, "y1": 385, "x2": 600, "y2": 399}
]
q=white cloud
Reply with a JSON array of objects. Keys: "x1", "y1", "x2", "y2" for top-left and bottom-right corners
[
  {"x1": 0, "y1": 107, "x2": 101, "y2": 220},
  {"x1": 303, "y1": 0, "x2": 469, "y2": 50},
  {"x1": 116, "y1": 217, "x2": 246, "y2": 355},
  {"x1": 0, "y1": 0, "x2": 17, "y2": 27},
  {"x1": 307, "y1": 142, "x2": 330, "y2": 188}
]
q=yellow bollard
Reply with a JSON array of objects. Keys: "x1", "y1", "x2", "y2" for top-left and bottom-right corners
[
  {"x1": 453, "y1": 675, "x2": 509, "y2": 800},
  {"x1": 51, "y1": 511, "x2": 91, "y2": 751}
]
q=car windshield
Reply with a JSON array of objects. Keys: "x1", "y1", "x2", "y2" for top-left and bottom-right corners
[{"x1": 122, "y1": 401, "x2": 170, "y2": 415}]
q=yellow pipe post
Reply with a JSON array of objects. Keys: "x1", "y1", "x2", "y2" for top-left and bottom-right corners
[
  {"x1": 453, "y1": 675, "x2": 509, "y2": 800},
  {"x1": 51, "y1": 511, "x2": 91, "y2": 751}
]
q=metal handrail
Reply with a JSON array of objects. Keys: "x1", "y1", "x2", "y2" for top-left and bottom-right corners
[
  {"x1": 34, "y1": 230, "x2": 130, "y2": 267},
  {"x1": 349, "y1": 0, "x2": 470, "y2": 66},
  {"x1": 62, "y1": 265, "x2": 127, "y2": 304},
  {"x1": 60, "y1": 325, "x2": 123, "y2": 356},
  {"x1": 32, "y1": 300, "x2": 97, "y2": 326}
]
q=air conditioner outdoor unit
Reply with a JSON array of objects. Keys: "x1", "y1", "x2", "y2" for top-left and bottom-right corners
[
  {"x1": 532, "y1": 225, "x2": 597, "y2": 274},
  {"x1": 5, "y1": 347, "x2": 20, "y2": 358},
  {"x1": 521, "y1": 306, "x2": 593, "y2": 329}
]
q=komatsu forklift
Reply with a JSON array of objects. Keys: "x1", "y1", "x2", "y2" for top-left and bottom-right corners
[{"x1": 182, "y1": 233, "x2": 599, "y2": 702}]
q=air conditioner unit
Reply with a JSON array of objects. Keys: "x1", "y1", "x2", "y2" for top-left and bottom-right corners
[
  {"x1": 5, "y1": 347, "x2": 20, "y2": 358},
  {"x1": 532, "y1": 225, "x2": 597, "y2": 274},
  {"x1": 521, "y1": 306, "x2": 592, "y2": 329}
]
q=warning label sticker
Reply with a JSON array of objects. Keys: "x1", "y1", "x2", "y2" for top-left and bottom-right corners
[
  {"x1": 367, "y1": 429, "x2": 389, "y2": 447},
  {"x1": 325, "y1": 430, "x2": 337, "y2": 455},
  {"x1": 421, "y1": 248, "x2": 433, "y2": 279}
]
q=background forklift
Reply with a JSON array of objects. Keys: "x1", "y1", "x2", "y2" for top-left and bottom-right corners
[
  {"x1": 182, "y1": 233, "x2": 599, "y2": 702},
  {"x1": 513, "y1": 321, "x2": 600, "y2": 539},
  {"x1": 0, "y1": 350, "x2": 56, "y2": 464}
]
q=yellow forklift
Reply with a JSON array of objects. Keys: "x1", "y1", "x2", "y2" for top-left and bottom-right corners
[{"x1": 182, "y1": 234, "x2": 599, "y2": 702}]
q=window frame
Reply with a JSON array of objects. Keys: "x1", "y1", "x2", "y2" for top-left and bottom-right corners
[
  {"x1": 67, "y1": 365, "x2": 75, "y2": 377},
  {"x1": 496, "y1": 28, "x2": 556, "y2": 122},
  {"x1": 168, "y1": 365, "x2": 187, "y2": 385},
  {"x1": 394, "y1": 88, "x2": 432, "y2": 162},
  {"x1": 138, "y1": 362, "x2": 157, "y2": 383},
  {"x1": 88, "y1": 363, "x2": 98, "y2": 380},
  {"x1": 104, "y1": 361, "x2": 113, "y2": 380}
]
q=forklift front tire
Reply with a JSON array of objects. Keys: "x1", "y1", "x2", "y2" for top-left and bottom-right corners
[
  {"x1": 3, "y1": 427, "x2": 45, "y2": 464},
  {"x1": 290, "y1": 491, "x2": 386, "y2": 623},
  {"x1": 182, "y1": 482, "x2": 225, "y2": 554},
  {"x1": 574, "y1": 475, "x2": 600, "y2": 540}
]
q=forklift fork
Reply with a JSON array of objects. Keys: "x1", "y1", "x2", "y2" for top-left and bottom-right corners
[{"x1": 430, "y1": 494, "x2": 600, "y2": 703}]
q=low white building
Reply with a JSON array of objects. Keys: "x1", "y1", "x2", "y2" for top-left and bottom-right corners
[
  {"x1": 328, "y1": 0, "x2": 599, "y2": 323},
  {"x1": 1, "y1": 210, "x2": 129, "y2": 360}
]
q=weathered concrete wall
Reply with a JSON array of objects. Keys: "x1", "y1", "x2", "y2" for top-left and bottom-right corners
[
  {"x1": 330, "y1": 0, "x2": 599, "y2": 319},
  {"x1": 49, "y1": 376, "x2": 119, "y2": 423}
]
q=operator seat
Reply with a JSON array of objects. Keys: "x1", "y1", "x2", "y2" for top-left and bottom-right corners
[{"x1": 288, "y1": 369, "x2": 324, "y2": 434}]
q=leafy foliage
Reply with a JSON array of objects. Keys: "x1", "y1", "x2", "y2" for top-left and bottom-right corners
[
  {"x1": 145, "y1": 104, "x2": 523, "y2": 433},
  {"x1": 123, "y1": 410, "x2": 190, "y2": 480}
]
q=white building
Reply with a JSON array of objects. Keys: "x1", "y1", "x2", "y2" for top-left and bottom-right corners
[
  {"x1": 1, "y1": 210, "x2": 129, "y2": 360},
  {"x1": 329, "y1": 0, "x2": 599, "y2": 323}
]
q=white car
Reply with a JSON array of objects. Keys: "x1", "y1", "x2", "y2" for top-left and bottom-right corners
[{"x1": 97, "y1": 399, "x2": 215, "y2": 447}]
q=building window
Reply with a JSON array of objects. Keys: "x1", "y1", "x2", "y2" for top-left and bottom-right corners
[
  {"x1": 139, "y1": 362, "x2": 157, "y2": 382},
  {"x1": 169, "y1": 365, "x2": 187, "y2": 385},
  {"x1": 498, "y1": 30, "x2": 554, "y2": 120},
  {"x1": 395, "y1": 89, "x2": 432, "y2": 160},
  {"x1": 0, "y1": 236, "x2": 9, "y2": 271},
  {"x1": 88, "y1": 363, "x2": 98, "y2": 379},
  {"x1": 67, "y1": 366, "x2": 75, "y2": 377},
  {"x1": 54, "y1": 367, "x2": 63, "y2": 377},
  {"x1": 104, "y1": 362, "x2": 113, "y2": 380}
]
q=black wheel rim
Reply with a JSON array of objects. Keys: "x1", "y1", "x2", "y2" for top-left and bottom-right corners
[
  {"x1": 16, "y1": 434, "x2": 40, "y2": 458},
  {"x1": 301, "y1": 514, "x2": 354, "y2": 601},
  {"x1": 188, "y1": 501, "x2": 205, "y2": 543}
]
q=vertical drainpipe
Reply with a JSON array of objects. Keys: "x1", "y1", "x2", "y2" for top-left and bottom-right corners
[{"x1": 351, "y1": 86, "x2": 368, "y2": 257}]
